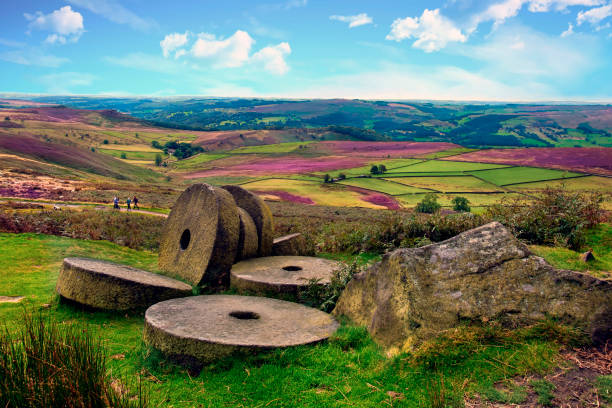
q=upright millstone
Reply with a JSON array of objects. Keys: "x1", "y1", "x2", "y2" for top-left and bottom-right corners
[
  {"x1": 223, "y1": 185, "x2": 273, "y2": 257},
  {"x1": 236, "y1": 207, "x2": 259, "y2": 261},
  {"x1": 159, "y1": 184, "x2": 240, "y2": 287}
]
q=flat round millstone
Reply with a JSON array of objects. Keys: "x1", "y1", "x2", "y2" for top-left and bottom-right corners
[
  {"x1": 230, "y1": 256, "x2": 342, "y2": 294},
  {"x1": 56, "y1": 258, "x2": 192, "y2": 311},
  {"x1": 236, "y1": 207, "x2": 258, "y2": 261},
  {"x1": 159, "y1": 184, "x2": 240, "y2": 286},
  {"x1": 272, "y1": 233, "x2": 307, "y2": 256},
  {"x1": 223, "y1": 185, "x2": 274, "y2": 257},
  {"x1": 143, "y1": 295, "x2": 339, "y2": 363}
]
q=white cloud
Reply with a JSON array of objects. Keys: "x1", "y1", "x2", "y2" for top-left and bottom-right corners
[
  {"x1": 577, "y1": 3, "x2": 612, "y2": 25},
  {"x1": 159, "y1": 29, "x2": 291, "y2": 74},
  {"x1": 251, "y1": 42, "x2": 291, "y2": 74},
  {"x1": 25, "y1": 6, "x2": 84, "y2": 44},
  {"x1": 386, "y1": 9, "x2": 466, "y2": 52},
  {"x1": 38, "y1": 72, "x2": 95, "y2": 93},
  {"x1": 457, "y1": 24, "x2": 595, "y2": 79},
  {"x1": 561, "y1": 22, "x2": 575, "y2": 36},
  {"x1": 191, "y1": 30, "x2": 254, "y2": 68},
  {"x1": 67, "y1": 0, "x2": 156, "y2": 31},
  {"x1": 330, "y1": 13, "x2": 373, "y2": 28},
  {"x1": 160, "y1": 32, "x2": 189, "y2": 58},
  {"x1": 0, "y1": 48, "x2": 69, "y2": 67},
  {"x1": 470, "y1": 0, "x2": 606, "y2": 30}
]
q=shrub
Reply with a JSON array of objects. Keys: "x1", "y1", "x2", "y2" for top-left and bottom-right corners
[
  {"x1": 370, "y1": 165, "x2": 379, "y2": 175},
  {"x1": 452, "y1": 196, "x2": 470, "y2": 212},
  {"x1": 324, "y1": 174, "x2": 330, "y2": 183},
  {"x1": 416, "y1": 193, "x2": 441, "y2": 214},
  {"x1": 0, "y1": 313, "x2": 146, "y2": 408},
  {"x1": 120, "y1": 152, "x2": 127, "y2": 159},
  {"x1": 299, "y1": 261, "x2": 364, "y2": 312},
  {"x1": 103, "y1": 139, "x2": 109, "y2": 144},
  {"x1": 154, "y1": 153, "x2": 162, "y2": 166},
  {"x1": 486, "y1": 187, "x2": 605, "y2": 250},
  {"x1": 337, "y1": 173, "x2": 346, "y2": 180}
]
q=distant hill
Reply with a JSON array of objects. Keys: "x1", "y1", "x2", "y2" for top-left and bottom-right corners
[{"x1": 15, "y1": 96, "x2": 612, "y2": 149}]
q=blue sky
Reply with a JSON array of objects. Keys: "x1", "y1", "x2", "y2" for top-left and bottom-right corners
[{"x1": 1, "y1": 0, "x2": 611, "y2": 101}]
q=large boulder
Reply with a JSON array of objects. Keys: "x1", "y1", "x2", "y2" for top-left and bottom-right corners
[{"x1": 333, "y1": 222, "x2": 612, "y2": 351}]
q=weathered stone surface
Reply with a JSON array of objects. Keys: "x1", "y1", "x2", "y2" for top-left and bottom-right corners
[
  {"x1": 57, "y1": 258, "x2": 192, "y2": 311},
  {"x1": 236, "y1": 207, "x2": 258, "y2": 261},
  {"x1": 581, "y1": 250, "x2": 595, "y2": 263},
  {"x1": 231, "y1": 256, "x2": 341, "y2": 295},
  {"x1": 159, "y1": 184, "x2": 240, "y2": 286},
  {"x1": 333, "y1": 221, "x2": 612, "y2": 351},
  {"x1": 223, "y1": 185, "x2": 273, "y2": 256},
  {"x1": 144, "y1": 295, "x2": 339, "y2": 364},
  {"x1": 272, "y1": 233, "x2": 307, "y2": 256}
]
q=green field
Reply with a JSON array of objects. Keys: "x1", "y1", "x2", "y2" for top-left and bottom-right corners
[
  {"x1": 231, "y1": 141, "x2": 314, "y2": 154},
  {"x1": 314, "y1": 159, "x2": 424, "y2": 178},
  {"x1": 394, "y1": 192, "x2": 515, "y2": 208},
  {"x1": 387, "y1": 176, "x2": 504, "y2": 193},
  {"x1": 98, "y1": 148, "x2": 162, "y2": 161},
  {"x1": 171, "y1": 153, "x2": 230, "y2": 170},
  {"x1": 388, "y1": 160, "x2": 509, "y2": 173},
  {"x1": 473, "y1": 167, "x2": 582, "y2": 186},
  {"x1": 339, "y1": 178, "x2": 430, "y2": 195}
]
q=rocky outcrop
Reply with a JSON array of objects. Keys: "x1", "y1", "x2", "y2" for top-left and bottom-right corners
[{"x1": 333, "y1": 222, "x2": 612, "y2": 351}]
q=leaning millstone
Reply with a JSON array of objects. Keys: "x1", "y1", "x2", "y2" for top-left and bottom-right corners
[
  {"x1": 230, "y1": 256, "x2": 341, "y2": 295},
  {"x1": 223, "y1": 185, "x2": 273, "y2": 256},
  {"x1": 236, "y1": 207, "x2": 259, "y2": 261},
  {"x1": 159, "y1": 184, "x2": 240, "y2": 286},
  {"x1": 333, "y1": 221, "x2": 612, "y2": 351},
  {"x1": 56, "y1": 258, "x2": 192, "y2": 311},
  {"x1": 272, "y1": 233, "x2": 307, "y2": 256},
  {"x1": 144, "y1": 295, "x2": 339, "y2": 364}
]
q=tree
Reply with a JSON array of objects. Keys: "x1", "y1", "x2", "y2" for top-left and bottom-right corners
[
  {"x1": 151, "y1": 140, "x2": 162, "y2": 149},
  {"x1": 379, "y1": 164, "x2": 387, "y2": 174},
  {"x1": 91, "y1": 147, "x2": 95, "y2": 152},
  {"x1": 4, "y1": 116, "x2": 10, "y2": 121},
  {"x1": 324, "y1": 174, "x2": 331, "y2": 183},
  {"x1": 337, "y1": 173, "x2": 346, "y2": 180},
  {"x1": 452, "y1": 196, "x2": 471, "y2": 212},
  {"x1": 103, "y1": 139, "x2": 109, "y2": 144},
  {"x1": 370, "y1": 165, "x2": 380, "y2": 175},
  {"x1": 416, "y1": 193, "x2": 441, "y2": 214},
  {"x1": 155, "y1": 153, "x2": 163, "y2": 166},
  {"x1": 120, "y1": 152, "x2": 127, "y2": 159}
]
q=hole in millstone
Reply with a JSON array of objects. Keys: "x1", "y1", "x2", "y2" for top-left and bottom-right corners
[
  {"x1": 282, "y1": 265, "x2": 303, "y2": 272},
  {"x1": 180, "y1": 229, "x2": 191, "y2": 250},
  {"x1": 229, "y1": 311, "x2": 260, "y2": 320}
]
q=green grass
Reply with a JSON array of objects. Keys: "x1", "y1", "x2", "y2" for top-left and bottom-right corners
[
  {"x1": 420, "y1": 147, "x2": 476, "y2": 159},
  {"x1": 338, "y1": 178, "x2": 431, "y2": 195},
  {"x1": 0, "y1": 233, "x2": 575, "y2": 407},
  {"x1": 387, "y1": 176, "x2": 503, "y2": 193},
  {"x1": 98, "y1": 149, "x2": 163, "y2": 161},
  {"x1": 389, "y1": 160, "x2": 509, "y2": 173},
  {"x1": 314, "y1": 159, "x2": 423, "y2": 177},
  {"x1": 231, "y1": 141, "x2": 314, "y2": 154},
  {"x1": 529, "y1": 223, "x2": 612, "y2": 280},
  {"x1": 472, "y1": 167, "x2": 582, "y2": 186},
  {"x1": 170, "y1": 153, "x2": 230, "y2": 170}
]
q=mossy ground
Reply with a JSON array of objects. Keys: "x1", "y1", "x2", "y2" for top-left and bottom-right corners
[{"x1": 1, "y1": 232, "x2": 609, "y2": 407}]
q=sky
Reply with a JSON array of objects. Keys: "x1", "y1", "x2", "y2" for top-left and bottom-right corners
[{"x1": 1, "y1": 0, "x2": 612, "y2": 101}]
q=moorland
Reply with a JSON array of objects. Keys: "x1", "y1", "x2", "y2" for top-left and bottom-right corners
[{"x1": 0, "y1": 96, "x2": 611, "y2": 407}]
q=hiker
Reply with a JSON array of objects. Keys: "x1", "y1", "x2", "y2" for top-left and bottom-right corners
[
  {"x1": 113, "y1": 196, "x2": 119, "y2": 210},
  {"x1": 126, "y1": 197, "x2": 132, "y2": 211},
  {"x1": 133, "y1": 196, "x2": 139, "y2": 210}
]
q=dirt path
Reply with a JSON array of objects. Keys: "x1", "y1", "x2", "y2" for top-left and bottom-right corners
[{"x1": 2, "y1": 199, "x2": 169, "y2": 218}]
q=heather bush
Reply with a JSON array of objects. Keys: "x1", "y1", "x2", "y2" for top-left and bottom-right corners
[{"x1": 486, "y1": 187, "x2": 605, "y2": 250}]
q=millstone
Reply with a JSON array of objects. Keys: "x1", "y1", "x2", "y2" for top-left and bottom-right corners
[
  {"x1": 230, "y1": 256, "x2": 342, "y2": 295},
  {"x1": 143, "y1": 295, "x2": 339, "y2": 363},
  {"x1": 159, "y1": 184, "x2": 240, "y2": 286},
  {"x1": 223, "y1": 185, "x2": 273, "y2": 257},
  {"x1": 272, "y1": 233, "x2": 307, "y2": 256},
  {"x1": 56, "y1": 258, "x2": 192, "y2": 311},
  {"x1": 236, "y1": 207, "x2": 258, "y2": 261}
]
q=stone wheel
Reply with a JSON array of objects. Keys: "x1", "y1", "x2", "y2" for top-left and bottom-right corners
[
  {"x1": 56, "y1": 258, "x2": 192, "y2": 311},
  {"x1": 159, "y1": 184, "x2": 240, "y2": 286},
  {"x1": 144, "y1": 295, "x2": 339, "y2": 363},
  {"x1": 230, "y1": 256, "x2": 342, "y2": 295},
  {"x1": 223, "y1": 185, "x2": 273, "y2": 257},
  {"x1": 236, "y1": 207, "x2": 258, "y2": 261}
]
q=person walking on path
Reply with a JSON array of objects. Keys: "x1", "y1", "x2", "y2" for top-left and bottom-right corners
[
  {"x1": 113, "y1": 196, "x2": 119, "y2": 210},
  {"x1": 133, "y1": 196, "x2": 139, "y2": 210},
  {"x1": 126, "y1": 197, "x2": 132, "y2": 211}
]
